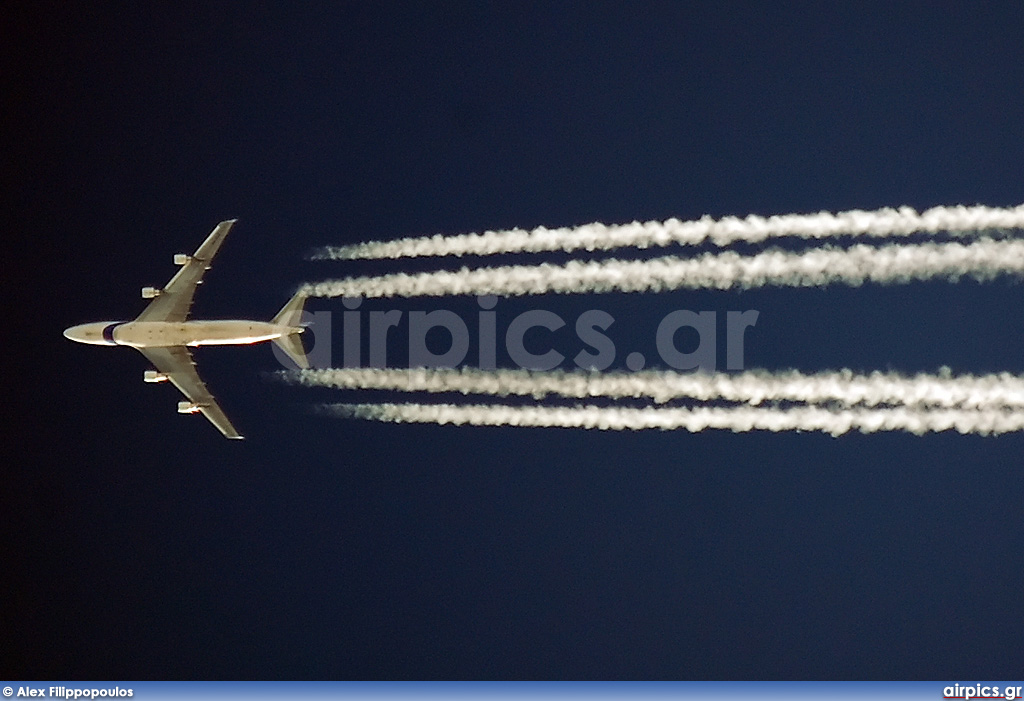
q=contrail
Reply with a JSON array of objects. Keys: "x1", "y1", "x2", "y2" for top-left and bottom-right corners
[
  {"x1": 313, "y1": 204, "x2": 1024, "y2": 260},
  {"x1": 300, "y1": 237, "x2": 1024, "y2": 299},
  {"x1": 284, "y1": 367, "x2": 1024, "y2": 410},
  {"x1": 323, "y1": 402, "x2": 1024, "y2": 436}
]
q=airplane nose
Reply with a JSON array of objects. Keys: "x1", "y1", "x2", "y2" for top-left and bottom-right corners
[{"x1": 63, "y1": 322, "x2": 114, "y2": 344}]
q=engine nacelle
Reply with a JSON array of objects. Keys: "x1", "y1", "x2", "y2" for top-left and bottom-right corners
[
  {"x1": 144, "y1": 370, "x2": 169, "y2": 383},
  {"x1": 142, "y1": 286, "x2": 162, "y2": 299},
  {"x1": 177, "y1": 401, "x2": 201, "y2": 414},
  {"x1": 173, "y1": 253, "x2": 191, "y2": 265}
]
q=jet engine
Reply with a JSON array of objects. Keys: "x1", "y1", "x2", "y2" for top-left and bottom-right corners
[
  {"x1": 142, "y1": 286, "x2": 162, "y2": 299},
  {"x1": 173, "y1": 253, "x2": 191, "y2": 265},
  {"x1": 144, "y1": 370, "x2": 169, "y2": 383},
  {"x1": 177, "y1": 401, "x2": 201, "y2": 414}
]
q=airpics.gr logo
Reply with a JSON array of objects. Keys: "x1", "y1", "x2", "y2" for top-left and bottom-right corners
[
  {"x1": 943, "y1": 684, "x2": 1024, "y2": 700},
  {"x1": 272, "y1": 297, "x2": 760, "y2": 373}
]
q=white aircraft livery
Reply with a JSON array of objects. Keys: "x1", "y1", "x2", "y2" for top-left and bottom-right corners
[{"x1": 64, "y1": 220, "x2": 308, "y2": 439}]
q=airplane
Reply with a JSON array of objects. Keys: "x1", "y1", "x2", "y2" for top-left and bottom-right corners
[{"x1": 63, "y1": 219, "x2": 309, "y2": 439}]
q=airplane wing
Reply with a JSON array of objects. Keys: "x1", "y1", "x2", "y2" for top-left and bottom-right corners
[
  {"x1": 137, "y1": 346, "x2": 244, "y2": 439},
  {"x1": 135, "y1": 219, "x2": 237, "y2": 323}
]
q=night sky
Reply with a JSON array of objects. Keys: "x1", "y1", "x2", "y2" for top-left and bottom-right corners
[{"x1": 6, "y1": 2, "x2": 1024, "y2": 679}]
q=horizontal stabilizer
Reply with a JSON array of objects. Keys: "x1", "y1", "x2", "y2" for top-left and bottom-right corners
[
  {"x1": 273, "y1": 290, "x2": 308, "y2": 327},
  {"x1": 272, "y1": 333, "x2": 308, "y2": 369},
  {"x1": 271, "y1": 291, "x2": 309, "y2": 369}
]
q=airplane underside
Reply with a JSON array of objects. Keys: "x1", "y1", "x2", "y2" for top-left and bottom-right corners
[{"x1": 109, "y1": 320, "x2": 300, "y2": 348}]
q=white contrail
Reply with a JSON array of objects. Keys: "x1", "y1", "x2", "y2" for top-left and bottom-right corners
[
  {"x1": 323, "y1": 402, "x2": 1024, "y2": 436},
  {"x1": 284, "y1": 367, "x2": 1024, "y2": 410},
  {"x1": 300, "y1": 237, "x2": 1024, "y2": 299},
  {"x1": 313, "y1": 204, "x2": 1024, "y2": 260}
]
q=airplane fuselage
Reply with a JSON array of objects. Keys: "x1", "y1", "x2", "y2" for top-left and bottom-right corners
[{"x1": 64, "y1": 320, "x2": 302, "y2": 348}]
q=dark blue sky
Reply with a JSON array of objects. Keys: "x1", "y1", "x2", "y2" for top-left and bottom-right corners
[{"x1": 6, "y1": 2, "x2": 1024, "y2": 679}]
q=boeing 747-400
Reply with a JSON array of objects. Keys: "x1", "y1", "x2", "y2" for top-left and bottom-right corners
[{"x1": 64, "y1": 220, "x2": 308, "y2": 439}]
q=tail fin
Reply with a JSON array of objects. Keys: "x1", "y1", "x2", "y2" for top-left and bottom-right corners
[{"x1": 271, "y1": 291, "x2": 309, "y2": 369}]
